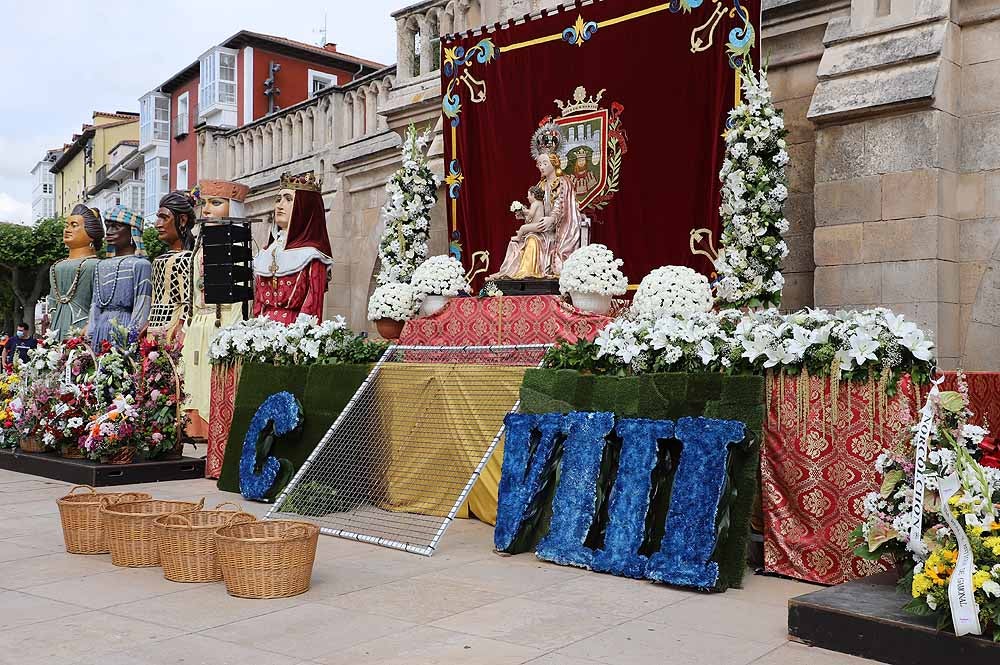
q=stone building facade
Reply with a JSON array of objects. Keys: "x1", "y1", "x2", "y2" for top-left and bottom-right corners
[{"x1": 196, "y1": 0, "x2": 1000, "y2": 369}]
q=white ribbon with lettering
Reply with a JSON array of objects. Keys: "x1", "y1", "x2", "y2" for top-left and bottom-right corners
[
  {"x1": 908, "y1": 377, "x2": 943, "y2": 549},
  {"x1": 938, "y1": 472, "x2": 982, "y2": 636}
]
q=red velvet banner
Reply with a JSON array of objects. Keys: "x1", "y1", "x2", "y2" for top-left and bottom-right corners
[{"x1": 443, "y1": 0, "x2": 760, "y2": 286}]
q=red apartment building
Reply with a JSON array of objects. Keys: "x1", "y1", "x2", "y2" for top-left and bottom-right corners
[{"x1": 138, "y1": 30, "x2": 384, "y2": 217}]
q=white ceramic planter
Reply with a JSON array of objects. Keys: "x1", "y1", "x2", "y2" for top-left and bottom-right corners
[
  {"x1": 570, "y1": 291, "x2": 613, "y2": 315},
  {"x1": 419, "y1": 294, "x2": 452, "y2": 317}
]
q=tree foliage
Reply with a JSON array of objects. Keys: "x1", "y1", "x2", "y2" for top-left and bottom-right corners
[
  {"x1": 142, "y1": 226, "x2": 168, "y2": 261},
  {"x1": 0, "y1": 218, "x2": 68, "y2": 332}
]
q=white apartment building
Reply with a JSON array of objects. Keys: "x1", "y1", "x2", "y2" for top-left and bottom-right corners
[
  {"x1": 30, "y1": 149, "x2": 61, "y2": 220},
  {"x1": 85, "y1": 140, "x2": 144, "y2": 218}
]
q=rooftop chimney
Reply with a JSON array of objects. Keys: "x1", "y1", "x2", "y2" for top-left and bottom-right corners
[{"x1": 323, "y1": 42, "x2": 337, "y2": 52}]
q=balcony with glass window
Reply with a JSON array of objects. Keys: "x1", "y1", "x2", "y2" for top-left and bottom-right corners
[
  {"x1": 139, "y1": 92, "x2": 171, "y2": 154},
  {"x1": 174, "y1": 111, "x2": 189, "y2": 138},
  {"x1": 198, "y1": 47, "x2": 238, "y2": 128}
]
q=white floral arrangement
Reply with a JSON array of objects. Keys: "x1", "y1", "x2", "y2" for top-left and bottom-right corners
[
  {"x1": 410, "y1": 255, "x2": 469, "y2": 298},
  {"x1": 714, "y1": 66, "x2": 790, "y2": 309},
  {"x1": 208, "y1": 314, "x2": 385, "y2": 366},
  {"x1": 376, "y1": 124, "x2": 439, "y2": 286},
  {"x1": 510, "y1": 201, "x2": 526, "y2": 215},
  {"x1": 549, "y1": 307, "x2": 935, "y2": 384},
  {"x1": 367, "y1": 283, "x2": 423, "y2": 322},
  {"x1": 631, "y1": 266, "x2": 713, "y2": 319},
  {"x1": 558, "y1": 244, "x2": 628, "y2": 297}
]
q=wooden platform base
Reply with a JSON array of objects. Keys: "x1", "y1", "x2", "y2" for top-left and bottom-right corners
[
  {"x1": 492, "y1": 278, "x2": 560, "y2": 295},
  {"x1": 0, "y1": 449, "x2": 205, "y2": 486},
  {"x1": 789, "y1": 571, "x2": 1000, "y2": 664}
]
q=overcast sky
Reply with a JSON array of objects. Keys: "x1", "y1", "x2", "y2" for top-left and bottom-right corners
[{"x1": 0, "y1": 0, "x2": 400, "y2": 224}]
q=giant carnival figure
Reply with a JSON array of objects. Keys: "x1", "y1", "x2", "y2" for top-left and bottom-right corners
[
  {"x1": 491, "y1": 122, "x2": 584, "y2": 279},
  {"x1": 47, "y1": 204, "x2": 104, "y2": 341},
  {"x1": 252, "y1": 171, "x2": 333, "y2": 323},
  {"x1": 181, "y1": 179, "x2": 248, "y2": 429},
  {"x1": 148, "y1": 190, "x2": 196, "y2": 342},
  {"x1": 89, "y1": 205, "x2": 152, "y2": 349}
]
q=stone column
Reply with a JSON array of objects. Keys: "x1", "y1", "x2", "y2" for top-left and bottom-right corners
[
  {"x1": 397, "y1": 18, "x2": 415, "y2": 82},
  {"x1": 419, "y1": 14, "x2": 433, "y2": 76},
  {"x1": 808, "y1": 0, "x2": 961, "y2": 367}
]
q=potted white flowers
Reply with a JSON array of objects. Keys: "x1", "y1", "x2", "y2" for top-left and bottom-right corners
[
  {"x1": 558, "y1": 244, "x2": 627, "y2": 315},
  {"x1": 410, "y1": 255, "x2": 469, "y2": 316},
  {"x1": 632, "y1": 266, "x2": 713, "y2": 319},
  {"x1": 367, "y1": 283, "x2": 422, "y2": 340}
]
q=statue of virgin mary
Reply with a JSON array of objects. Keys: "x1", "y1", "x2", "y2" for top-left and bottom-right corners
[{"x1": 491, "y1": 122, "x2": 584, "y2": 279}]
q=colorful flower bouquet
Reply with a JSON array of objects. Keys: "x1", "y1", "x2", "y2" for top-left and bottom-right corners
[
  {"x1": 135, "y1": 335, "x2": 189, "y2": 458},
  {"x1": 0, "y1": 373, "x2": 20, "y2": 449},
  {"x1": 82, "y1": 395, "x2": 142, "y2": 464},
  {"x1": 854, "y1": 372, "x2": 1000, "y2": 640},
  {"x1": 43, "y1": 384, "x2": 96, "y2": 456}
]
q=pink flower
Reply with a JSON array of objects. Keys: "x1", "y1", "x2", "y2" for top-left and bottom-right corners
[
  {"x1": 148, "y1": 351, "x2": 160, "y2": 362},
  {"x1": 152, "y1": 432, "x2": 164, "y2": 442},
  {"x1": 150, "y1": 389, "x2": 161, "y2": 401}
]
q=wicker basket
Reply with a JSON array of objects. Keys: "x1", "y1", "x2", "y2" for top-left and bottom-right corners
[
  {"x1": 56, "y1": 485, "x2": 153, "y2": 554},
  {"x1": 101, "y1": 498, "x2": 204, "y2": 567},
  {"x1": 154, "y1": 503, "x2": 256, "y2": 583},
  {"x1": 214, "y1": 520, "x2": 319, "y2": 599},
  {"x1": 20, "y1": 435, "x2": 46, "y2": 453}
]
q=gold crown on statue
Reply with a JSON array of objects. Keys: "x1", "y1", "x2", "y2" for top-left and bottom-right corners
[
  {"x1": 555, "y1": 86, "x2": 606, "y2": 117},
  {"x1": 279, "y1": 171, "x2": 322, "y2": 192}
]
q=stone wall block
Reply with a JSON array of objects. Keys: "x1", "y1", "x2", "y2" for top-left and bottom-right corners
[
  {"x1": 862, "y1": 216, "x2": 956, "y2": 262},
  {"x1": 780, "y1": 271, "x2": 814, "y2": 311},
  {"x1": 784, "y1": 192, "x2": 815, "y2": 236},
  {"x1": 776, "y1": 98, "x2": 814, "y2": 145},
  {"x1": 962, "y1": 20, "x2": 1000, "y2": 66},
  {"x1": 814, "y1": 223, "x2": 863, "y2": 266},
  {"x1": 815, "y1": 123, "x2": 866, "y2": 182},
  {"x1": 808, "y1": 60, "x2": 938, "y2": 122},
  {"x1": 961, "y1": 261, "x2": 989, "y2": 304},
  {"x1": 817, "y1": 22, "x2": 946, "y2": 79},
  {"x1": 941, "y1": 172, "x2": 985, "y2": 220},
  {"x1": 814, "y1": 263, "x2": 882, "y2": 305},
  {"x1": 960, "y1": 60, "x2": 1000, "y2": 117},
  {"x1": 962, "y1": 321, "x2": 1000, "y2": 370},
  {"x1": 881, "y1": 259, "x2": 949, "y2": 303},
  {"x1": 814, "y1": 176, "x2": 882, "y2": 225},
  {"x1": 959, "y1": 218, "x2": 1000, "y2": 261},
  {"x1": 863, "y1": 111, "x2": 946, "y2": 175},
  {"x1": 934, "y1": 59, "x2": 960, "y2": 116},
  {"x1": 881, "y1": 169, "x2": 940, "y2": 220},
  {"x1": 782, "y1": 233, "x2": 816, "y2": 272},
  {"x1": 987, "y1": 172, "x2": 1000, "y2": 216},
  {"x1": 786, "y1": 142, "x2": 816, "y2": 192},
  {"x1": 961, "y1": 113, "x2": 1000, "y2": 171}
]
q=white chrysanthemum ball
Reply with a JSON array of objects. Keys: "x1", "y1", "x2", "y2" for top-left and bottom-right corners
[
  {"x1": 558, "y1": 244, "x2": 628, "y2": 296},
  {"x1": 632, "y1": 266, "x2": 713, "y2": 319}
]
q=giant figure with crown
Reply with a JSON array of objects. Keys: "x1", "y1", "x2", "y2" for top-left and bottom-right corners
[{"x1": 252, "y1": 171, "x2": 333, "y2": 323}]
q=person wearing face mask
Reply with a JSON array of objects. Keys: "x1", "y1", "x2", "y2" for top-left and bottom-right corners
[
  {"x1": 181, "y1": 179, "x2": 249, "y2": 433},
  {"x1": 148, "y1": 190, "x2": 196, "y2": 342},
  {"x1": 2, "y1": 323, "x2": 37, "y2": 371},
  {"x1": 252, "y1": 172, "x2": 333, "y2": 323},
  {"x1": 88, "y1": 205, "x2": 152, "y2": 350},
  {"x1": 47, "y1": 205, "x2": 104, "y2": 340}
]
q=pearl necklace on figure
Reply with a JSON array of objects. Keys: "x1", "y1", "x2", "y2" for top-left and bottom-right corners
[{"x1": 95, "y1": 256, "x2": 130, "y2": 308}]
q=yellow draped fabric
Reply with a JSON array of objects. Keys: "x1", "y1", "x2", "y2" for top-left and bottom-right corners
[
  {"x1": 374, "y1": 363, "x2": 525, "y2": 526},
  {"x1": 512, "y1": 235, "x2": 545, "y2": 279}
]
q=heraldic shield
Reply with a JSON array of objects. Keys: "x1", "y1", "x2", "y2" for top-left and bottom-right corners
[{"x1": 549, "y1": 86, "x2": 628, "y2": 212}]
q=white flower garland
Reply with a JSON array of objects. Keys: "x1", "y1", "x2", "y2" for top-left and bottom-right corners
[
  {"x1": 558, "y1": 244, "x2": 627, "y2": 296},
  {"x1": 632, "y1": 266, "x2": 713, "y2": 319},
  {"x1": 410, "y1": 255, "x2": 469, "y2": 297},
  {"x1": 376, "y1": 124, "x2": 439, "y2": 286},
  {"x1": 367, "y1": 283, "x2": 423, "y2": 322},
  {"x1": 208, "y1": 314, "x2": 353, "y2": 365},
  {"x1": 715, "y1": 67, "x2": 790, "y2": 309}
]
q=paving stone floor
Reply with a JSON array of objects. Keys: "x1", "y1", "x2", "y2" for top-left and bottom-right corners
[{"x1": 0, "y1": 468, "x2": 882, "y2": 665}]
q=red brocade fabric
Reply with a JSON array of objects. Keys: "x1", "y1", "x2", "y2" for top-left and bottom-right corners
[
  {"x1": 398, "y1": 295, "x2": 611, "y2": 346},
  {"x1": 443, "y1": 0, "x2": 760, "y2": 287},
  {"x1": 761, "y1": 373, "x2": 916, "y2": 585},
  {"x1": 932, "y1": 371, "x2": 1000, "y2": 430},
  {"x1": 251, "y1": 261, "x2": 328, "y2": 323},
  {"x1": 206, "y1": 362, "x2": 242, "y2": 479}
]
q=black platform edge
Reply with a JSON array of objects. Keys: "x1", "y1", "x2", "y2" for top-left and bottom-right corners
[
  {"x1": 788, "y1": 571, "x2": 1000, "y2": 665},
  {"x1": 0, "y1": 449, "x2": 205, "y2": 486},
  {"x1": 492, "y1": 278, "x2": 561, "y2": 295}
]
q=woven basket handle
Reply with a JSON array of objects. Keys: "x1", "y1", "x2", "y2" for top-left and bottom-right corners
[
  {"x1": 68, "y1": 485, "x2": 97, "y2": 495},
  {"x1": 282, "y1": 524, "x2": 309, "y2": 540},
  {"x1": 117, "y1": 492, "x2": 147, "y2": 503},
  {"x1": 161, "y1": 513, "x2": 192, "y2": 527},
  {"x1": 99, "y1": 495, "x2": 120, "y2": 508},
  {"x1": 225, "y1": 512, "x2": 256, "y2": 526},
  {"x1": 194, "y1": 497, "x2": 206, "y2": 510},
  {"x1": 213, "y1": 502, "x2": 241, "y2": 511}
]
